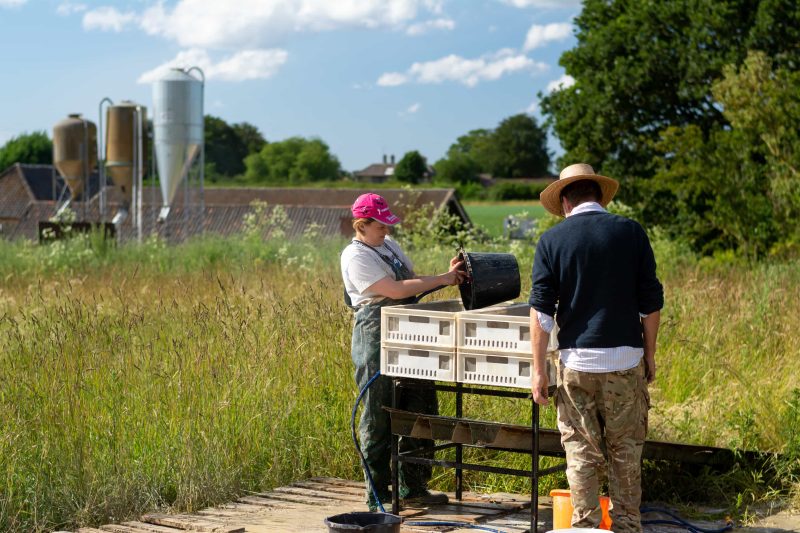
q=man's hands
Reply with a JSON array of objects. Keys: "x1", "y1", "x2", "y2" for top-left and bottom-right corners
[
  {"x1": 532, "y1": 371, "x2": 549, "y2": 405},
  {"x1": 644, "y1": 354, "x2": 656, "y2": 384},
  {"x1": 641, "y1": 311, "x2": 660, "y2": 385}
]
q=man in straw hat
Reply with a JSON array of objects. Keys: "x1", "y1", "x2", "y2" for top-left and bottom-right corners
[{"x1": 529, "y1": 163, "x2": 664, "y2": 533}]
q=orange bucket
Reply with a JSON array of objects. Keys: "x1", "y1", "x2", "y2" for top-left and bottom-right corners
[{"x1": 550, "y1": 489, "x2": 612, "y2": 530}]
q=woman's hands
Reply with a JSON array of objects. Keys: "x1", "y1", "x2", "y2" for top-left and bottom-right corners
[{"x1": 439, "y1": 255, "x2": 466, "y2": 286}]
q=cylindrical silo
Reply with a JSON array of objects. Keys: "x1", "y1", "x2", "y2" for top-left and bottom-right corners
[
  {"x1": 153, "y1": 68, "x2": 203, "y2": 220},
  {"x1": 105, "y1": 101, "x2": 147, "y2": 205},
  {"x1": 53, "y1": 114, "x2": 97, "y2": 199}
]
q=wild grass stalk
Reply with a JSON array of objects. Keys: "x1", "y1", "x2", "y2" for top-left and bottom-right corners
[{"x1": 0, "y1": 230, "x2": 797, "y2": 530}]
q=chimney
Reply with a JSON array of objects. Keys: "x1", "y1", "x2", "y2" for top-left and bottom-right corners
[
  {"x1": 382, "y1": 154, "x2": 387, "y2": 164},
  {"x1": 390, "y1": 154, "x2": 395, "y2": 165}
]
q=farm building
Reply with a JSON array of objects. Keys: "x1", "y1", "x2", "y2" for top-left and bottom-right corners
[
  {"x1": 352, "y1": 154, "x2": 435, "y2": 183},
  {"x1": 0, "y1": 163, "x2": 470, "y2": 242}
]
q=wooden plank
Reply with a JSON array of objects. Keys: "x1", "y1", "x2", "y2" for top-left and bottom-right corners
[
  {"x1": 254, "y1": 491, "x2": 336, "y2": 506},
  {"x1": 291, "y1": 480, "x2": 365, "y2": 496},
  {"x1": 440, "y1": 495, "x2": 524, "y2": 512},
  {"x1": 405, "y1": 506, "x2": 490, "y2": 524},
  {"x1": 271, "y1": 486, "x2": 363, "y2": 503},
  {"x1": 237, "y1": 495, "x2": 292, "y2": 508},
  {"x1": 77, "y1": 529, "x2": 112, "y2": 533},
  {"x1": 120, "y1": 522, "x2": 189, "y2": 533},
  {"x1": 308, "y1": 476, "x2": 365, "y2": 489},
  {"x1": 198, "y1": 502, "x2": 265, "y2": 515},
  {"x1": 483, "y1": 510, "x2": 541, "y2": 532},
  {"x1": 141, "y1": 513, "x2": 244, "y2": 533},
  {"x1": 101, "y1": 525, "x2": 158, "y2": 533}
]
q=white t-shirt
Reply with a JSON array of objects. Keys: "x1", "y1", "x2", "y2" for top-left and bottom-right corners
[{"x1": 341, "y1": 236, "x2": 415, "y2": 308}]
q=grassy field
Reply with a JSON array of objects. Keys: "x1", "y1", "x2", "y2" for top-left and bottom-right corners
[
  {"x1": 464, "y1": 201, "x2": 547, "y2": 237},
  {"x1": 0, "y1": 226, "x2": 798, "y2": 531}
]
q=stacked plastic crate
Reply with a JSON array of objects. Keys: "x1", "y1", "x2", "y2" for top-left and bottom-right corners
[
  {"x1": 379, "y1": 300, "x2": 463, "y2": 382},
  {"x1": 456, "y1": 303, "x2": 558, "y2": 389},
  {"x1": 380, "y1": 301, "x2": 558, "y2": 389}
]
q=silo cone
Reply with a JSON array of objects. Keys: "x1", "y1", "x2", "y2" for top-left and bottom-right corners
[
  {"x1": 106, "y1": 102, "x2": 147, "y2": 208},
  {"x1": 153, "y1": 68, "x2": 203, "y2": 220},
  {"x1": 53, "y1": 114, "x2": 97, "y2": 199}
]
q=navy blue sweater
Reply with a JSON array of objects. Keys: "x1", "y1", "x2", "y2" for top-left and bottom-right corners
[{"x1": 529, "y1": 211, "x2": 664, "y2": 349}]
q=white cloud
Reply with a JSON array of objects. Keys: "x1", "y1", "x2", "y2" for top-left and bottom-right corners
[
  {"x1": 501, "y1": 0, "x2": 581, "y2": 7},
  {"x1": 406, "y1": 17, "x2": 454, "y2": 36},
  {"x1": 523, "y1": 22, "x2": 572, "y2": 51},
  {"x1": 547, "y1": 74, "x2": 575, "y2": 92},
  {"x1": 407, "y1": 102, "x2": 421, "y2": 113},
  {"x1": 132, "y1": 0, "x2": 441, "y2": 49},
  {"x1": 0, "y1": 0, "x2": 27, "y2": 7},
  {"x1": 377, "y1": 72, "x2": 409, "y2": 87},
  {"x1": 57, "y1": 2, "x2": 86, "y2": 16},
  {"x1": 138, "y1": 48, "x2": 288, "y2": 83},
  {"x1": 83, "y1": 6, "x2": 136, "y2": 32},
  {"x1": 525, "y1": 100, "x2": 538, "y2": 115},
  {"x1": 378, "y1": 49, "x2": 547, "y2": 88}
]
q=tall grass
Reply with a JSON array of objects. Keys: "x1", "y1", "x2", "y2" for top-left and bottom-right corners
[{"x1": 0, "y1": 228, "x2": 798, "y2": 531}]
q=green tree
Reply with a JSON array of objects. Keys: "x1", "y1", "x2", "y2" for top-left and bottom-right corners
[
  {"x1": 204, "y1": 116, "x2": 266, "y2": 182},
  {"x1": 645, "y1": 51, "x2": 800, "y2": 256},
  {"x1": 541, "y1": 0, "x2": 800, "y2": 201},
  {"x1": 0, "y1": 131, "x2": 52, "y2": 170},
  {"x1": 394, "y1": 150, "x2": 427, "y2": 184},
  {"x1": 433, "y1": 152, "x2": 480, "y2": 185},
  {"x1": 713, "y1": 50, "x2": 800, "y2": 238},
  {"x1": 485, "y1": 114, "x2": 550, "y2": 177},
  {"x1": 244, "y1": 136, "x2": 341, "y2": 184},
  {"x1": 437, "y1": 115, "x2": 550, "y2": 181},
  {"x1": 447, "y1": 129, "x2": 494, "y2": 171},
  {"x1": 232, "y1": 122, "x2": 267, "y2": 155}
]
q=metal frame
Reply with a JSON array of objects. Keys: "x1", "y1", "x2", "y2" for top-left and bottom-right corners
[{"x1": 389, "y1": 379, "x2": 563, "y2": 533}]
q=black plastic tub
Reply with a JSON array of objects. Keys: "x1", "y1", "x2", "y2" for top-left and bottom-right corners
[
  {"x1": 324, "y1": 512, "x2": 402, "y2": 532},
  {"x1": 458, "y1": 249, "x2": 520, "y2": 310}
]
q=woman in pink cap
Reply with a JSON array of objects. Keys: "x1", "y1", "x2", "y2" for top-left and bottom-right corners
[{"x1": 341, "y1": 192, "x2": 464, "y2": 511}]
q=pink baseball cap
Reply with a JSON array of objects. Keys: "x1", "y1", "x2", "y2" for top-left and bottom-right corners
[{"x1": 351, "y1": 193, "x2": 401, "y2": 225}]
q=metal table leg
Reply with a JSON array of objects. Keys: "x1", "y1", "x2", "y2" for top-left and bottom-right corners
[
  {"x1": 456, "y1": 381, "x2": 463, "y2": 501},
  {"x1": 532, "y1": 401, "x2": 540, "y2": 533},
  {"x1": 391, "y1": 378, "x2": 400, "y2": 515}
]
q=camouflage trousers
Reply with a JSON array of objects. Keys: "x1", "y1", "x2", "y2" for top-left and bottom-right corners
[
  {"x1": 555, "y1": 359, "x2": 650, "y2": 533},
  {"x1": 351, "y1": 302, "x2": 438, "y2": 503}
]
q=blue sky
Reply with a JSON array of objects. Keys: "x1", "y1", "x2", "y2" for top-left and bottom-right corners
[{"x1": 0, "y1": 0, "x2": 579, "y2": 172}]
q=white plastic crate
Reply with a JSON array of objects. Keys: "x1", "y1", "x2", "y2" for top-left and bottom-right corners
[
  {"x1": 381, "y1": 300, "x2": 464, "y2": 349},
  {"x1": 457, "y1": 303, "x2": 558, "y2": 355},
  {"x1": 457, "y1": 349, "x2": 558, "y2": 390},
  {"x1": 380, "y1": 343, "x2": 457, "y2": 382}
]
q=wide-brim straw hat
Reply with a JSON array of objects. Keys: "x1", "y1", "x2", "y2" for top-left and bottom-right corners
[{"x1": 540, "y1": 163, "x2": 619, "y2": 217}]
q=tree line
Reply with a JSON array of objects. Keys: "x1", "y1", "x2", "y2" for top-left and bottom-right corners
[
  {"x1": 1, "y1": 112, "x2": 550, "y2": 189},
  {"x1": 540, "y1": 0, "x2": 800, "y2": 257}
]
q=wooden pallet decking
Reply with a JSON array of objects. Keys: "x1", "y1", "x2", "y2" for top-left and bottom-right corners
[
  {"x1": 64, "y1": 477, "x2": 747, "y2": 533},
  {"x1": 65, "y1": 477, "x2": 544, "y2": 532}
]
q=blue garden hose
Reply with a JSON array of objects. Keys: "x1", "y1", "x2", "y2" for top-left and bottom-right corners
[
  {"x1": 404, "y1": 521, "x2": 505, "y2": 532},
  {"x1": 351, "y1": 370, "x2": 387, "y2": 513},
  {"x1": 641, "y1": 506, "x2": 735, "y2": 533}
]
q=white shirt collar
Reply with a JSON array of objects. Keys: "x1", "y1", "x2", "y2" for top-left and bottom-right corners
[{"x1": 567, "y1": 201, "x2": 606, "y2": 217}]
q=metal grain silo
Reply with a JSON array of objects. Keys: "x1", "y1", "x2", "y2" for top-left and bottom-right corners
[
  {"x1": 152, "y1": 68, "x2": 204, "y2": 221},
  {"x1": 53, "y1": 113, "x2": 97, "y2": 199},
  {"x1": 105, "y1": 101, "x2": 147, "y2": 205}
]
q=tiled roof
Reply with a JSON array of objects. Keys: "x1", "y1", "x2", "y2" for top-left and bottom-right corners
[
  {"x1": 0, "y1": 165, "x2": 32, "y2": 219},
  {"x1": 1, "y1": 164, "x2": 469, "y2": 242},
  {"x1": 354, "y1": 164, "x2": 394, "y2": 177}
]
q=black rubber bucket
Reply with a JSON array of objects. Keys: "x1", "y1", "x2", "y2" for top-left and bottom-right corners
[
  {"x1": 324, "y1": 512, "x2": 402, "y2": 532},
  {"x1": 458, "y1": 248, "x2": 520, "y2": 310}
]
